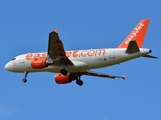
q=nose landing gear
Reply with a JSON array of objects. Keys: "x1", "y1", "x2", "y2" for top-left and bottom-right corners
[{"x1": 22, "y1": 71, "x2": 28, "y2": 83}]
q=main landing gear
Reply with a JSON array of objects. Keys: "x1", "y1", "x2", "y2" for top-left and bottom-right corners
[
  {"x1": 60, "y1": 69, "x2": 84, "y2": 86},
  {"x1": 76, "y1": 79, "x2": 83, "y2": 86},
  {"x1": 22, "y1": 71, "x2": 28, "y2": 83},
  {"x1": 71, "y1": 74, "x2": 84, "y2": 86}
]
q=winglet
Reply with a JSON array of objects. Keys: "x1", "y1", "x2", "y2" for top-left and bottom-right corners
[
  {"x1": 54, "y1": 28, "x2": 59, "y2": 33},
  {"x1": 122, "y1": 75, "x2": 126, "y2": 80},
  {"x1": 118, "y1": 19, "x2": 150, "y2": 48}
]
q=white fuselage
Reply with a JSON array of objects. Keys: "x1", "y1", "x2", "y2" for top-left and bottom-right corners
[{"x1": 4, "y1": 48, "x2": 150, "y2": 73}]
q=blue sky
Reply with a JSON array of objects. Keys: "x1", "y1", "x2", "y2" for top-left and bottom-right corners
[{"x1": 0, "y1": 0, "x2": 161, "y2": 120}]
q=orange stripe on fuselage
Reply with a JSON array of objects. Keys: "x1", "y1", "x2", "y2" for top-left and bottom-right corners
[{"x1": 25, "y1": 49, "x2": 106, "y2": 60}]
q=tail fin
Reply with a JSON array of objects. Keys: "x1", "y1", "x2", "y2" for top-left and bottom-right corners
[{"x1": 118, "y1": 19, "x2": 150, "y2": 48}]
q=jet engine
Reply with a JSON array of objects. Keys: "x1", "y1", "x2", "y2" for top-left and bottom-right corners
[
  {"x1": 55, "y1": 73, "x2": 74, "y2": 84},
  {"x1": 31, "y1": 58, "x2": 48, "y2": 69}
]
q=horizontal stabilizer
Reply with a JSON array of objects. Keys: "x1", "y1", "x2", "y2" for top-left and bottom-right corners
[
  {"x1": 142, "y1": 55, "x2": 158, "y2": 59},
  {"x1": 126, "y1": 40, "x2": 140, "y2": 53}
]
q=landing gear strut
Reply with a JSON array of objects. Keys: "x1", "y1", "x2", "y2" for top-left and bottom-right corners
[
  {"x1": 22, "y1": 71, "x2": 28, "y2": 83},
  {"x1": 60, "y1": 69, "x2": 68, "y2": 76},
  {"x1": 75, "y1": 75, "x2": 83, "y2": 86}
]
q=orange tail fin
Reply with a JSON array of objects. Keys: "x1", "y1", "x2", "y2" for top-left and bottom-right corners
[{"x1": 118, "y1": 19, "x2": 150, "y2": 48}]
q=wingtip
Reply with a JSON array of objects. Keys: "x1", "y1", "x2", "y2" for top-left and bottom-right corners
[
  {"x1": 122, "y1": 75, "x2": 126, "y2": 80},
  {"x1": 54, "y1": 28, "x2": 59, "y2": 33}
]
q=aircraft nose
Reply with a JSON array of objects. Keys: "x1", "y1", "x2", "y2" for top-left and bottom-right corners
[{"x1": 4, "y1": 62, "x2": 11, "y2": 71}]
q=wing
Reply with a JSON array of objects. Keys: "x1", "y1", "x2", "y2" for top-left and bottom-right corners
[
  {"x1": 84, "y1": 71, "x2": 126, "y2": 80},
  {"x1": 48, "y1": 29, "x2": 73, "y2": 65}
]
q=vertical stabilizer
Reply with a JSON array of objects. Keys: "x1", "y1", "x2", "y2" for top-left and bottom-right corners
[{"x1": 118, "y1": 19, "x2": 150, "y2": 48}]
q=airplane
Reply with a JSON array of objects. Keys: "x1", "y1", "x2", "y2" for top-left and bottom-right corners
[{"x1": 4, "y1": 19, "x2": 157, "y2": 86}]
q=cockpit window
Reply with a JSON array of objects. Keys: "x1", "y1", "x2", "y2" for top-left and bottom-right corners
[{"x1": 11, "y1": 58, "x2": 16, "y2": 60}]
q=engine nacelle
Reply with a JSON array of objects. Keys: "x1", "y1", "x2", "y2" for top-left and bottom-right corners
[
  {"x1": 31, "y1": 58, "x2": 48, "y2": 69},
  {"x1": 55, "y1": 73, "x2": 72, "y2": 84}
]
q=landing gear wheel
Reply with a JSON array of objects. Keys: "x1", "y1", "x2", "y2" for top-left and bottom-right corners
[
  {"x1": 22, "y1": 78, "x2": 27, "y2": 83},
  {"x1": 76, "y1": 79, "x2": 83, "y2": 86},
  {"x1": 22, "y1": 71, "x2": 28, "y2": 83},
  {"x1": 60, "y1": 69, "x2": 68, "y2": 76}
]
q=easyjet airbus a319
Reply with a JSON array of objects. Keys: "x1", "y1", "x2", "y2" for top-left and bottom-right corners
[{"x1": 4, "y1": 19, "x2": 157, "y2": 86}]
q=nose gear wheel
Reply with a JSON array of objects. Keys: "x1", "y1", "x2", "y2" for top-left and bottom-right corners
[{"x1": 22, "y1": 71, "x2": 28, "y2": 83}]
